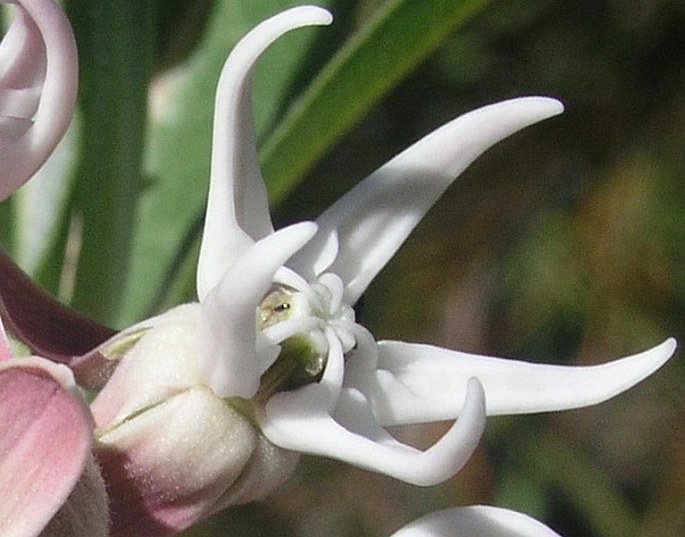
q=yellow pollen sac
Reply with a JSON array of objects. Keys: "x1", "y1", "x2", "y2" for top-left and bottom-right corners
[{"x1": 259, "y1": 288, "x2": 294, "y2": 329}]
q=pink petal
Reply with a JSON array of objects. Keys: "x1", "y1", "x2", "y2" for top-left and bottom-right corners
[{"x1": 0, "y1": 358, "x2": 93, "y2": 536}]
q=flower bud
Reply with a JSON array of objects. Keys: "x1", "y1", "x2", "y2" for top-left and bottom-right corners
[{"x1": 90, "y1": 304, "x2": 298, "y2": 537}]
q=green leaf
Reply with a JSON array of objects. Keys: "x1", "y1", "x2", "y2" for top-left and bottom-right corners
[
  {"x1": 260, "y1": 0, "x2": 491, "y2": 203},
  {"x1": 52, "y1": 0, "x2": 158, "y2": 326}
]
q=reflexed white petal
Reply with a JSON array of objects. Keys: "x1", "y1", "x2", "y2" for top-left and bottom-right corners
[
  {"x1": 198, "y1": 223, "x2": 316, "y2": 399},
  {"x1": 288, "y1": 97, "x2": 564, "y2": 303},
  {"x1": 365, "y1": 338, "x2": 676, "y2": 424},
  {"x1": 259, "y1": 378, "x2": 485, "y2": 486},
  {"x1": 391, "y1": 506, "x2": 562, "y2": 537},
  {"x1": 198, "y1": 6, "x2": 332, "y2": 299}
]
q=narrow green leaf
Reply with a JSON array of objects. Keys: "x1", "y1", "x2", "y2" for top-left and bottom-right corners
[
  {"x1": 61, "y1": 0, "x2": 157, "y2": 326},
  {"x1": 260, "y1": 0, "x2": 491, "y2": 203}
]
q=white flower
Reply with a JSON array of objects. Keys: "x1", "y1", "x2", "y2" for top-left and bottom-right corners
[
  {"x1": 193, "y1": 5, "x2": 676, "y2": 487},
  {"x1": 389, "y1": 506, "x2": 562, "y2": 537}
]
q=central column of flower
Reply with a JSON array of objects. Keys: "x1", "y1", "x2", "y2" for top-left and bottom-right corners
[{"x1": 255, "y1": 269, "x2": 359, "y2": 400}]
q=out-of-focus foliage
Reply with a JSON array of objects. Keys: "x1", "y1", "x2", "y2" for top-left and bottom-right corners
[{"x1": 1, "y1": 0, "x2": 683, "y2": 536}]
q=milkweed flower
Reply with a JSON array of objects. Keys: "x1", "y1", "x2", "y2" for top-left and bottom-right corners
[
  {"x1": 389, "y1": 506, "x2": 562, "y2": 537},
  {"x1": 193, "y1": 4, "x2": 675, "y2": 480},
  {"x1": 76, "y1": 7, "x2": 677, "y2": 535},
  {"x1": 0, "y1": 1, "x2": 674, "y2": 537}
]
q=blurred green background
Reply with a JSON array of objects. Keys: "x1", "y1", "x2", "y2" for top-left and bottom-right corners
[{"x1": 3, "y1": 0, "x2": 684, "y2": 536}]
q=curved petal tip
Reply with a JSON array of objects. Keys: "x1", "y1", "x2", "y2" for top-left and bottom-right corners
[
  {"x1": 484, "y1": 95, "x2": 564, "y2": 126},
  {"x1": 261, "y1": 377, "x2": 485, "y2": 486},
  {"x1": 526, "y1": 95, "x2": 564, "y2": 116},
  {"x1": 199, "y1": 4, "x2": 331, "y2": 296},
  {"x1": 286, "y1": 5, "x2": 334, "y2": 26}
]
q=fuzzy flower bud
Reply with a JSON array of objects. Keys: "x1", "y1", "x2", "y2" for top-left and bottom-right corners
[{"x1": 89, "y1": 305, "x2": 298, "y2": 537}]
